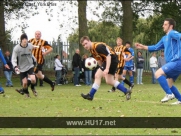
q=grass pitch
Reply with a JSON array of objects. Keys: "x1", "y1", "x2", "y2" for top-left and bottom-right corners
[{"x1": 0, "y1": 73, "x2": 181, "y2": 135}]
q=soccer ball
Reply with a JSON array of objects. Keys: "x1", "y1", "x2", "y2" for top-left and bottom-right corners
[{"x1": 85, "y1": 57, "x2": 97, "y2": 70}]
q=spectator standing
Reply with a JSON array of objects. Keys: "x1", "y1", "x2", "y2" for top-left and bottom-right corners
[
  {"x1": 82, "y1": 54, "x2": 92, "y2": 86},
  {"x1": 158, "y1": 50, "x2": 166, "y2": 68},
  {"x1": 150, "y1": 52, "x2": 158, "y2": 84},
  {"x1": 136, "y1": 51, "x2": 144, "y2": 84},
  {"x1": 72, "y1": 49, "x2": 82, "y2": 86},
  {"x1": 3, "y1": 50, "x2": 13, "y2": 87},
  {"x1": 54, "y1": 55, "x2": 64, "y2": 85}
]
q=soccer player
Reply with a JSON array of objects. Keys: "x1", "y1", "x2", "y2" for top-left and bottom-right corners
[
  {"x1": 135, "y1": 18, "x2": 181, "y2": 105},
  {"x1": 30, "y1": 31, "x2": 55, "y2": 91},
  {"x1": 108, "y1": 37, "x2": 134, "y2": 92},
  {"x1": 80, "y1": 36, "x2": 132, "y2": 101},
  {"x1": 12, "y1": 33, "x2": 36, "y2": 97},
  {"x1": 122, "y1": 41, "x2": 135, "y2": 85},
  {"x1": 0, "y1": 48, "x2": 9, "y2": 94}
]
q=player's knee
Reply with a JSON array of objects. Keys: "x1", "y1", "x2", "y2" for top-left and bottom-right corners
[
  {"x1": 155, "y1": 69, "x2": 163, "y2": 79},
  {"x1": 94, "y1": 74, "x2": 101, "y2": 80},
  {"x1": 31, "y1": 79, "x2": 36, "y2": 84},
  {"x1": 106, "y1": 80, "x2": 113, "y2": 85},
  {"x1": 23, "y1": 83, "x2": 27, "y2": 88}
]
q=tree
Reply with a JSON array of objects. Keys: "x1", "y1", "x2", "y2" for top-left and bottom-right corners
[
  {"x1": 0, "y1": 0, "x2": 38, "y2": 52},
  {"x1": 78, "y1": 0, "x2": 88, "y2": 55},
  {"x1": 121, "y1": 0, "x2": 133, "y2": 44},
  {"x1": 0, "y1": 1, "x2": 5, "y2": 52},
  {"x1": 68, "y1": 20, "x2": 120, "y2": 47}
]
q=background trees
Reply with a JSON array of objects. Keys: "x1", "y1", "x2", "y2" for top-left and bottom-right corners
[{"x1": 1, "y1": 0, "x2": 181, "y2": 53}]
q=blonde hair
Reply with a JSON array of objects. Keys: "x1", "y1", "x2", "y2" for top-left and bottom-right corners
[{"x1": 116, "y1": 37, "x2": 123, "y2": 42}]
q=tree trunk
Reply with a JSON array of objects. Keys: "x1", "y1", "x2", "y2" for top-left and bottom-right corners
[
  {"x1": 121, "y1": 1, "x2": 133, "y2": 46},
  {"x1": 78, "y1": 0, "x2": 88, "y2": 56},
  {"x1": 0, "y1": 1, "x2": 6, "y2": 52}
]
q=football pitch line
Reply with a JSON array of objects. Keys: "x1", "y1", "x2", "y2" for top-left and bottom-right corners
[{"x1": 95, "y1": 98, "x2": 172, "y2": 104}]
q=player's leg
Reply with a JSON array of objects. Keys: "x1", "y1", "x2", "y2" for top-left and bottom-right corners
[
  {"x1": 121, "y1": 67, "x2": 127, "y2": 86},
  {"x1": 170, "y1": 84, "x2": 181, "y2": 105},
  {"x1": 155, "y1": 62, "x2": 177, "y2": 102},
  {"x1": 81, "y1": 68, "x2": 103, "y2": 100},
  {"x1": 166, "y1": 78, "x2": 181, "y2": 104},
  {"x1": 105, "y1": 62, "x2": 132, "y2": 100},
  {"x1": 21, "y1": 77, "x2": 30, "y2": 98},
  {"x1": 28, "y1": 68, "x2": 37, "y2": 96},
  {"x1": 121, "y1": 74, "x2": 134, "y2": 90},
  {"x1": 35, "y1": 65, "x2": 55, "y2": 91},
  {"x1": 166, "y1": 66, "x2": 181, "y2": 105},
  {"x1": 0, "y1": 85, "x2": 4, "y2": 94},
  {"x1": 128, "y1": 67, "x2": 134, "y2": 84},
  {"x1": 15, "y1": 72, "x2": 29, "y2": 97},
  {"x1": 105, "y1": 74, "x2": 132, "y2": 100},
  {"x1": 108, "y1": 73, "x2": 117, "y2": 92}
]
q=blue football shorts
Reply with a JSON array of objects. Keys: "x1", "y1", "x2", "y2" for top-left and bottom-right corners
[
  {"x1": 162, "y1": 60, "x2": 181, "y2": 81},
  {"x1": 123, "y1": 66, "x2": 134, "y2": 71}
]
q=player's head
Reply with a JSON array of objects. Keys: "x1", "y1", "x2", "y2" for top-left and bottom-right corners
[
  {"x1": 80, "y1": 36, "x2": 92, "y2": 50},
  {"x1": 125, "y1": 41, "x2": 131, "y2": 48},
  {"x1": 35, "y1": 31, "x2": 41, "y2": 40},
  {"x1": 116, "y1": 37, "x2": 123, "y2": 46},
  {"x1": 163, "y1": 18, "x2": 176, "y2": 33},
  {"x1": 20, "y1": 33, "x2": 28, "y2": 45}
]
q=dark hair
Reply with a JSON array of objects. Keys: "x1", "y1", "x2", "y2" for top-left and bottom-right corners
[
  {"x1": 54, "y1": 54, "x2": 59, "y2": 59},
  {"x1": 20, "y1": 33, "x2": 28, "y2": 42},
  {"x1": 165, "y1": 18, "x2": 176, "y2": 29},
  {"x1": 137, "y1": 51, "x2": 142, "y2": 55},
  {"x1": 125, "y1": 41, "x2": 131, "y2": 45}
]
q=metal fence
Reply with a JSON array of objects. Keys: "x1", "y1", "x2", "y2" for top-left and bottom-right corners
[{"x1": 0, "y1": 41, "x2": 162, "y2": 72}]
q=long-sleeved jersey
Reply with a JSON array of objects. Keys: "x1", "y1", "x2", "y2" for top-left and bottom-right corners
[
  {"x1": 11, "y1": 43, "x2": 34, "y2": 72},
  {"x1": 148, "y1": 30, "x2": 181, "y2": 62},
  {"x1": 0, "y1": 48, "x2": 7, "y2": 65}
]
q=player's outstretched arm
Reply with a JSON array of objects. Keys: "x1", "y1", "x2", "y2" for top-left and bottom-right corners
[{"x1": 135, "y1": 43, "x2": 148, "y2": 50}]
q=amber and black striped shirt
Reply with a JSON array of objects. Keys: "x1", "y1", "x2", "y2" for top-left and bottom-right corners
[
  {"x1": 90, "y1": 42, "x2": 116, "y2": 62},
  {"x1": 114, "y1": 45, "x2": 131, "y2": 68},
  {"x1": 29, "y1": 38, "x2": 52, "y2": 65}
]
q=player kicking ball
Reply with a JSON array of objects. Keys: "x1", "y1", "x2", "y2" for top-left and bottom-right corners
[{"x1": 80, "y1": 36, "x2": 132, "y2": 101}]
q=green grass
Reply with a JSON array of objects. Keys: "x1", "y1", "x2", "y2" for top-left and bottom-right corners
[{"x1": 0, "y1": 74, "x2": 181, "y2": 135}]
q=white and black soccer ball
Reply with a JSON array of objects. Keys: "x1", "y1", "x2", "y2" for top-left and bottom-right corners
[{"x1": 85, "y1": 57, "x2": 97, "y2": 70}]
